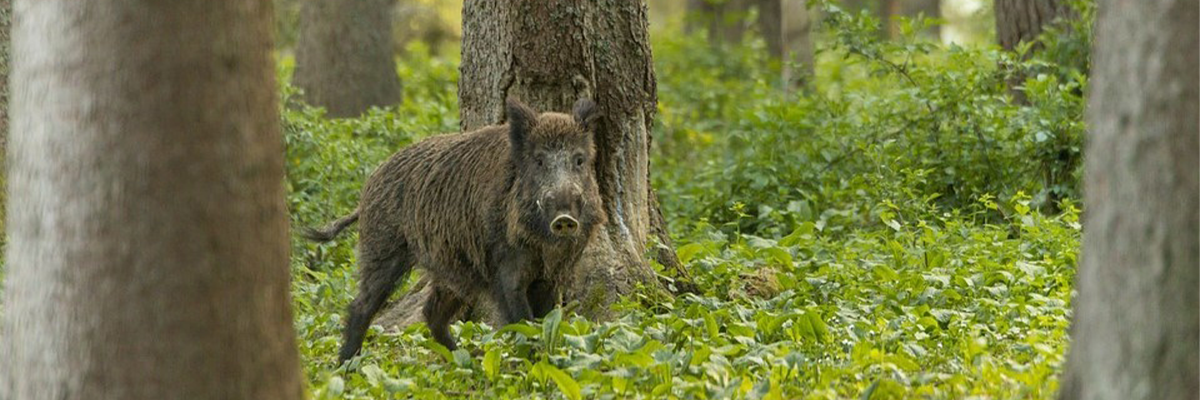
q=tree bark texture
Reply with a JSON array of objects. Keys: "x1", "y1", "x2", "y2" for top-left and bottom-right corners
[
  {"x1": 380, "y1": 0, "x2": 680, "y2": 327},
  {"x1": 293, "y1": 0, "x2": 401, "y2": 118},
  {"x1": 1058, "y1": 0, "x2": 1199, "y2": 399},
  {"x1": 0, "y1": 1, "x2": 305, "y2": 399},
  {"x1": 994, "y1": 0, "x2": 1070, "y2": 51}
]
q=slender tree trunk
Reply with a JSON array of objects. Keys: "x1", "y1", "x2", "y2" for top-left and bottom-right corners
[
  {"x1": 1058, "y1": 0, "x2": 1199, "y2": 399},
  {"x1": 0, "y1": 0, "x2": 10, "y2": 232},
  {"x1": 0, "y1": 0, "x2": 8, "y2": 143},
  {"x1": 756, "y1": 0, "x2": 783, "y2": 58},
  {"x1": 380, "y1": 0, "x2": 682, "y2": 327},
  {"x1": 294, "y1": 0, "x2": 401, "y2": 118},
  {"x1": 0, "y1": 1, "x2": 304, "y2": 399},
  {"x1": 840, "y1": 0, "x2": 871, "y2": 13},
  {"x1": 687, "y1": 0, "x2": 750, "y2": 47},
  {"x1": 781, "y1": 0, "x2": 815, "y2": 90},
  {"x1": 994, "y1": 0, "x2": 1072, "y2": 103},
  {"x1": 901, "y1": 0, "x2": 939, "y2": 38},
  {"x1": 994, "y1": 0, "x2": 1070, "y2": 51}
]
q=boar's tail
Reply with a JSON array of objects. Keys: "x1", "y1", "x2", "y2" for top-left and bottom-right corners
[{"x1": 301, "y1": 210, "x2": 360, "y2": 242}]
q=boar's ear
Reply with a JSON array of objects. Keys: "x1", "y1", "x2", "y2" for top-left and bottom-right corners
[
  {"x1": 506, "y1": 97, "x2": 538, "y2": 149},
  {"x1": 572, "y1": 98, "x2": 600, "y2": 133}
]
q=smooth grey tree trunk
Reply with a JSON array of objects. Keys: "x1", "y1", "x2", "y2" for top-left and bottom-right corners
[
  {"x1": 0, "y1": 1, "x2": 305, "y2": 399},
  {"x1": 380, "y1": 0, "x2": 684, "y2": 327},
  {"x1": 781, "y1": 0, "x2": 815, "y2": 90},
  {"x1": 294, "y1": 0, "x2": 401, "y2": 118},
  {"x1": 1058, "y1": 0, "x2": 1199, "y2": 398}
]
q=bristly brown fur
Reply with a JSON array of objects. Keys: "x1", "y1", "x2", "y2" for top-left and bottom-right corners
[{"x1": 304, "y1": 98, "x2": 606, "y2": 362}]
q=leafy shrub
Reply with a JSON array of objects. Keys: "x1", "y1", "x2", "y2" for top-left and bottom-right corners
[{"x1": 654, "y1": 2, "x2": 1086, "y2": 237}]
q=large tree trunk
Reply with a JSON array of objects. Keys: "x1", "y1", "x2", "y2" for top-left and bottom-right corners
[
  {"x1": 994, "y1": 0, "x2": 1070, "y2": 51},
  {"x1": 380, "y1": 0, "x2": 681, "y2": 327},
  {"x1": 1057, "y1": 0, "x2": 1199, "y2": 399},
  {"x1": 294, "y1": 0, "x2": 401, "y2": 118},
  {"x1": 0, "y1": 1, "x2": 304, "y2": 399}
]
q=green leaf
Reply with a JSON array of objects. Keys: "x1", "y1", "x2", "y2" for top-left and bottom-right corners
[
  {"x1": 424, "y1": 340, "x2": 453, "y2": 363},
  {"x1": 542, "y1": 308, "x2": 564, "y2": 352},
  {"x1": 614, "y1": 351, "x2": 656, "y2": 368},
  {"x1": 533, "y1": 361, "x2": 582, "y2": 400},
  {"x1": 482, "y1": 348, "x2": 501, "y2": 380},
  {"x1": 759, "y1": 247, "x2": 794, "y2": 268},
  {"x1": 676, "y1": 243, "x2": 708, "y2": 264},
  {"x1": 496, "y1": 323, "x2": 541, "y2": 338},
  {"x1": 452, "y1": 349, "x2": 472, "y2": 368},
  {"x1": 360, "y1": 364, "x2": 385, "y2": 386}
]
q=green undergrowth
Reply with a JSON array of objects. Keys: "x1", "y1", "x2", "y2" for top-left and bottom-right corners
[{"x1": 285, "y1": 6, "x2": 1087, "y2": 399}]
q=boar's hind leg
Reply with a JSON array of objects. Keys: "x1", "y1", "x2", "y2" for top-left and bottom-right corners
[
  {"x1": 339, "y1": 250, "x2": 414, "y2": 363},
  {"x1": 527, "y1": 279, "x2": 558, "y2": 319},
  {"x1": 423, "y1": 285, "x2": 466, "y2": 350}
]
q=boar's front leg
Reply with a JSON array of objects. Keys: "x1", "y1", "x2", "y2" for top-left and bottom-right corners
[
  {"x1": 490, "y1": 248, "x2": 535, "y2": 325},
  {"x1": 527, "y1": 279, "x2": 558, "y2": 319}
]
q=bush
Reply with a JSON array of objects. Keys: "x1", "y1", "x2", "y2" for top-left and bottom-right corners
[{"x1": 654, "y1": 3, "x2": 1086, "y2": 237}]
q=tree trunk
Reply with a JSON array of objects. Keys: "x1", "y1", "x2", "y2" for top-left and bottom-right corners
[
  {"x1": 756, "y1": 0, "x2": 783, "y2": 58},
  {"x1": 0, "y1": 0, "x2": 10, "y2": 233},
  {"x1": 380, "y1": 0, "x2": 681, "y2": 327},
  {"x1": 0, "y1": 1, "x2": 304, "y2": 399},
  {"x1": 840, "y1": 0, "x2": 870, "y2": 13},
  {"x1": 900, "y1": 0, "x2": 939, "y2": 39},
  {"x1": 994, "y1": 0, "x2": 1069, "y2": 51},
  {"x1": 687, "y1": 0, "x2": 750, "y2": 47},
  {"x1": 0, "y1": 0, "x2": 8, "y2": 143},
  {"x1": 781, "y1": 0, "x2": 815, "y2": 90},
  {"x1": 294, "y1": 0, "x2": 401, "y2": 118},
  {"x1": 1058, "y1": 0, "x2": 1199, "y2": 399}
]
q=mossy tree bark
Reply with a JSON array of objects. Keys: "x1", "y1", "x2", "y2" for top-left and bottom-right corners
[
  {"x1": 381, "y1": 0, "x2": 685, "y2": 327},
  {"x1": 294, "y1": 0, "x2": 401, "y2": 118},
  {"x1": 0, "y1": 1, "x2": 304, "y2": 399},
  {"x1": 1058, "y1": 0, "x2": 1198, "y2": 398}
]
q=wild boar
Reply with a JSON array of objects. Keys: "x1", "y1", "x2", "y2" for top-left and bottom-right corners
[{"x1": 304, "y1": 97, "x2": 606, "y2": 362}]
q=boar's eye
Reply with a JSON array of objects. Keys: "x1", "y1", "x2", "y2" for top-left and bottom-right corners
[
  {"x1": 574, "y1": 154, "x2": 585, "y2": 167},
  {"x1": 535, "y1": 156, "x2": 545, "y2": 167}
]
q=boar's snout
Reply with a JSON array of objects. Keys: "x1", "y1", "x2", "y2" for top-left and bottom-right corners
[
  {"x1": 550, "y1": 214, "x2": 580, "y2": 236},
  {"x1": 541, "y1": 181, "x2": 587, "y2": 237}
]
